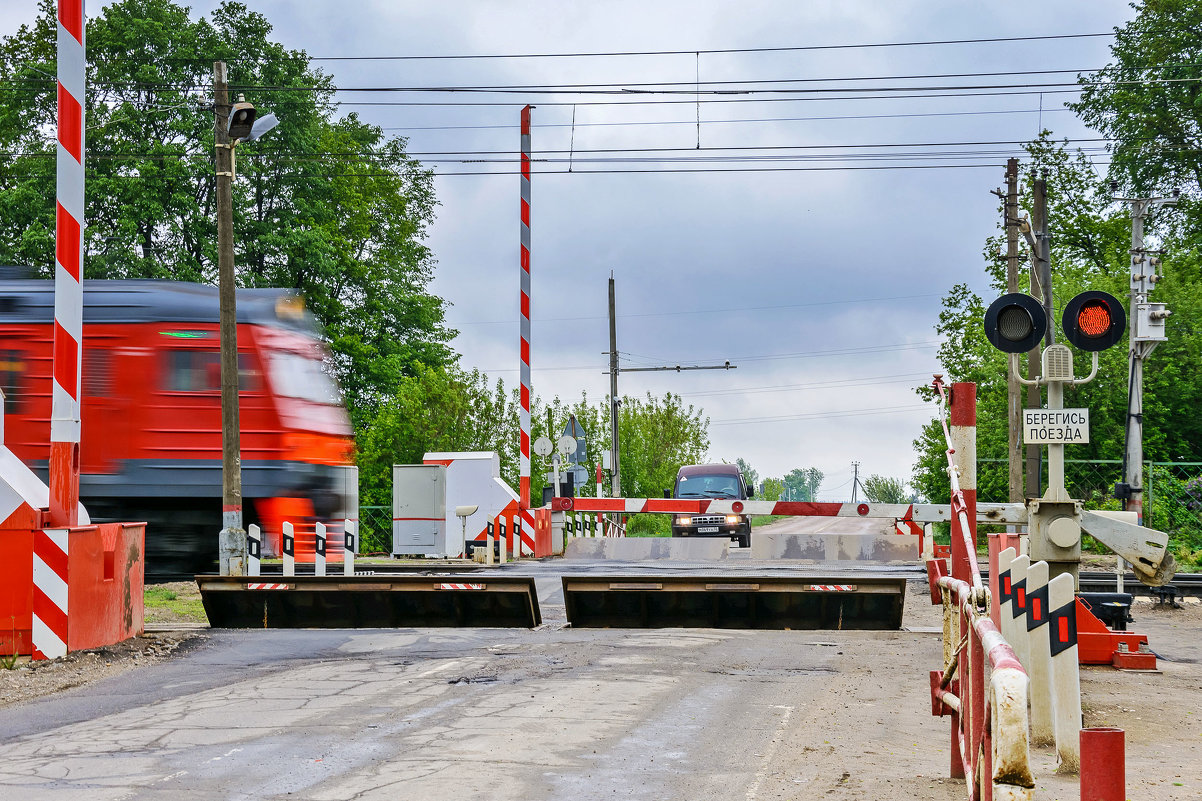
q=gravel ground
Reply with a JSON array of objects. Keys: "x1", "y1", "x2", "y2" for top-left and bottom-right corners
[{"x1": 0, "y1": 631, "x2": 206, "y2": 709}]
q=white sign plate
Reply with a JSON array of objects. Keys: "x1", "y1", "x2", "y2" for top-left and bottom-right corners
[{"x1": 1023, "y1": 408, "x2": 1089, "y2": 444}]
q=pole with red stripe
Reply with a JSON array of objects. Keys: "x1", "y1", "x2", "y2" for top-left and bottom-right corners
[
  {"x1": 518, "y1": 105, "x2": 532, "y2": 510},
  {"x1": 50, "y1": 0, "x2": 86, "y2": 528}
]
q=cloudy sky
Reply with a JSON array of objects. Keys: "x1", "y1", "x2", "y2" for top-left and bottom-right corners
[{"x1": 2, "y1": 1, "x2": 1137, "y2": 499}]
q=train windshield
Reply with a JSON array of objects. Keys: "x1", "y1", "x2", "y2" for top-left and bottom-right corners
[{"x1": 268, "y1": 352, "x2": 341, "y2": 405}]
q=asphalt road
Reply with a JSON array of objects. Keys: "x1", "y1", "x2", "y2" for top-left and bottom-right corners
[{"x1": 0, "y1": 570, "x2": 958, "y2": 801}]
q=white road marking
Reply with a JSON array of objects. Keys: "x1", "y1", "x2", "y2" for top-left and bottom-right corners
[{"x1": 745, "y1": 704, "x2": 794, "y2": 801}]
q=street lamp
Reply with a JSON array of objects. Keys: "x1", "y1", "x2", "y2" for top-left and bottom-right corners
[{"x1": 212, "y1": 62, "x2": 277, "y2": 575}]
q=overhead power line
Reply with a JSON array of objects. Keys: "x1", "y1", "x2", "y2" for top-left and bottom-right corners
[{"x1": 306, "y1": 32, "x2": 1116, "y2": 61}]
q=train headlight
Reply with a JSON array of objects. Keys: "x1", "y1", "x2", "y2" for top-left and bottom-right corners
[
  {"x1": 726, "y1": 515, "x2": 739, "y2": 524},
  {"x1": 677, "y1": 516, "x2": 691, "y2": 527}
]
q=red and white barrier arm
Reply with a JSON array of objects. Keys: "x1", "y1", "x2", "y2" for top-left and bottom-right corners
[{"x1": 554, "y1": 496, "x2": 1025, "y2": 523}]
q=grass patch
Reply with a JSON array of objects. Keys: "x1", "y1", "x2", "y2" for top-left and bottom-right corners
[{"x1": 144, "y1": 582, "x2": 208, "y2": 625}]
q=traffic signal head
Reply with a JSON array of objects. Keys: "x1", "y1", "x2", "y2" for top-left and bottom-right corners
[
  {"x1": 984, "y1": 293, "x2": 1047, "y2": 353},
  {"x1": 1062, "y1": 290, "x2": 1126, "y2": 352}
]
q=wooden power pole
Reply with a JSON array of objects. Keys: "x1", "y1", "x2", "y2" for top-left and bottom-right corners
[{"x1": 1004, "y1": 158, "x2": 1023, "y2": 503}]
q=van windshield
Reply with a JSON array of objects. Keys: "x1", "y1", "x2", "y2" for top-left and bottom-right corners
[{"x1": 676, "y1": 474, "x2": 741, "y2": 498}]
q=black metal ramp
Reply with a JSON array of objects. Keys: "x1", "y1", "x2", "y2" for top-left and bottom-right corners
[
  {"x1": 562, "y1": 575, "x2": 906, "y2": 630},
  {"x1": 196, "y1": 575, "x2": 541, "y2": 628}
]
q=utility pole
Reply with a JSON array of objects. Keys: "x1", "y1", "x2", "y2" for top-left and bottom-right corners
[
  {"x1": 1023, "y1": 170, "x2": 1050, "y2": 498},
  {"x1": 214, "y1": 61, "x2": 244, "y2": 576},
  {"x1": 608, "y1": 274, "x2": 620, "y2": 497},
  {"x1": 605, "y1": 274, "x2": 735, "y2": 498},
  {"x1": 1004, "y1": 159, "x2": 1023, "y2": 502},
  {"x1": 851, "y1": 461, "x2": 862, "y2": 503},
  {"x1": 1117, "y1": 190, "x2": 1176, "y2": 525}
]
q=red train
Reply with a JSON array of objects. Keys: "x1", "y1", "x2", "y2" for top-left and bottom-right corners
[{"x1": 0, "y1": 276, "x2": 356, "y2": 577}]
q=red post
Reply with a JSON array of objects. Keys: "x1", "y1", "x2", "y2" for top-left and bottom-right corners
[
  {"x1": 949, "y1": 383, "x2": 977, "y2": 584},
  {"x1": 1080, "y1": 728, "x2": 1124, "y2": 801}
]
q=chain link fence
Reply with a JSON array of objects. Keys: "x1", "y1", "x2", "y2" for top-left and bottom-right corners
[
  {"x1": 979, "y1": 458, "x2": 1202, "y2": 566},
  {"x1": 358, "y1": 506, "x2": 392, "y2": 555}
]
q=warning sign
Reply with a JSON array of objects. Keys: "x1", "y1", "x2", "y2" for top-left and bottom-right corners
[{"x1": 1023, "y1": 409, "x2": 1089, "y2": 444}]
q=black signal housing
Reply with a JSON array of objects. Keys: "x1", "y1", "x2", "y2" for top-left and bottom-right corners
[
  {"x1": 1062, "y1": 291, "x2": 1126, "y2": 352},
  {"x1": 984, "y1": 293, "x2": 1047, "y2": 353}
]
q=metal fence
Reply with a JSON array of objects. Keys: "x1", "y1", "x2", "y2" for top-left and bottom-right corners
[
  {"x1": 359, "y1": 505, "x2": 392, "y2": 554},
  {"x1": 979, "y1": 458, "x2": 1202, "y2": 563}
]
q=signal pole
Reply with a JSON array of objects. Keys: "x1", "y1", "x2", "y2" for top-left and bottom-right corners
[{"x1": 1117, "y1": 191, "x2": 1176, "y2": 525}]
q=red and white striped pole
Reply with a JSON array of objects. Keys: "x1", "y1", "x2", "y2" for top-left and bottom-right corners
[
  {"x1": 50, "y1": 0, "x2": 86, "y2": 529},
  {"x1": 518, "y1": 104, "x2": 532, "y2": 511},
  {"x1": 949, "y1": 383, "x2": 977, "y2": 585}
]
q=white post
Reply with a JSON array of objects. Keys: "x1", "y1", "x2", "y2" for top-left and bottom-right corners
[
  {"x1": 343, "y1": 519, "x2": 355, "y2": 576},
  {"x1": 248, "y1": 524, "x2": 261, "y2": 576},
  {"x1": 1048, "y1": 572, "x2": 1082, "y2": 773},
  {"x1": 486, "y1": 520, "x2": 495, "y2": 565},
  {"x1": 997, "y1": 546, "x2": 1016, "y2": 651},
  {"x1": 283, "y1": 521, "x2": 295, "y2": 577},
  {"x1": 315, "y1": 521, "x2": 326, "y2": 577},
  {"x1": 1009, "y1": 555, "x2": 1031, "y2": 674},
  {"x1": 1025, "y1": 560, "x2": 1054, "y2": 746},
  {"x1": 498, "y1": 520, "x2": 508, "y2": 564}
]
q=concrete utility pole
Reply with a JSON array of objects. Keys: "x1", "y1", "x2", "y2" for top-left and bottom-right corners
[
  {"x1": 605, "y1": 274, "x2": 735, "y2": 498},
  {"x1": 850, "y1": 461, "x2": 861, "y2": 503},
  {"x1": 1118, "y1": 191, "x2": 1176, "y2": 525},
  {"x1": 214, "y1": 61, "x2": 244, "y2": 576}
]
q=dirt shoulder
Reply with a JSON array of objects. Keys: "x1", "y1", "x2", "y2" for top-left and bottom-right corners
[{"x1": 1, "y1": 581, "x2": 210, "y2": 710}]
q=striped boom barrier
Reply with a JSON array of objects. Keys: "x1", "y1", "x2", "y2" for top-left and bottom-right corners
[
  {"x1": 32, "y1": 528, "x2": 69, "y2": 660},
  {"x1": 343, "y1": 519, "x2": 355, "y2": 576},
  {"x1": 282, "y1": 521, "x2": 295, "y2": 577},
  {"x1": 314, "y1": 522, "x2": 326, "y2": 576},
  {"x1": 50, "y1": 0, "x2": 86, "y2": 528},
  {"x1": 518, "y1": 104, "x2": 532, "y2": 511},
  {"x1": 247, "y1": 524, "x2": 261, "y2": 576},
  {"x1": 554, "y1": 497, "x2": 1026, "y2": 524}
]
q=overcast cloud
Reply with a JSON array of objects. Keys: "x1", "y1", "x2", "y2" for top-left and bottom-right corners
[{"x1": 1, "y1": 1, "x2": 1136, "y2": 498}]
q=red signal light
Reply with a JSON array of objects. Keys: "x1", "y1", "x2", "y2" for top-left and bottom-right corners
[
  {"x1": 1062, "y1": 291, "x2": 1125, "y2": 352},
  {"x1": 1076, "y1": 301, "x2": 1112, "y2": 338}
]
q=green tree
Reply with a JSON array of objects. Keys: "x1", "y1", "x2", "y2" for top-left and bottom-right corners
[
  {"x1": 863, "y1": 475, "x2": 908, "y2": 504},
  {"x1": 735, "y1": 458, "x2": 759, "y2": 493},
  {"x1": 1071, "y1": 0, "x2": 1202, "y2": 207},
  {"x1": 355, "y1": 366, "x2": 516, "y2": 509},
  {"x1": 782, "y1": 467, "x2": 823, "y2": 501},
  {"x1": 760, "y1": 477, "x2": 784, "y2": 502},
  {"x1": 0, "y1": 0, "x2": 454, "y2": 420}
]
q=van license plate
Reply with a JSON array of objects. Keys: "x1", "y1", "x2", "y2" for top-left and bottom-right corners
[{"x1": 697, "y1": 526, "x2": 719, "y2": 533}]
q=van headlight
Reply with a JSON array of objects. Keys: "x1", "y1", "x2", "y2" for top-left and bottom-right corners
[
  {"x1": 726, "y1": 515, "x2": 739, "y2": 524},
  {"x1": 676, "y1": 516, "x2": 691, "y2": 526}
]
